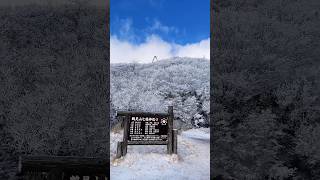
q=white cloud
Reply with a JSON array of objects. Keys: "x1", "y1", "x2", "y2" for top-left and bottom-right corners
[
  {"x1": 111, "y1": 35, "x2": 210, "y2": 63},
  {"x1": 119, "y1": 18, "x2": 132, "y2": 35},
  {"x1": 117, "y1": 18, "x2": 137, "y2": 42},
  {"x1": 175, "y1": 39, "x2": 210, "y2": 59},
  {"x1": 148, "y1": 19, "x2": 178, "y2": 34},
  {"x1": 148, "y1": 0, "x2": 165, "y2": 8}
]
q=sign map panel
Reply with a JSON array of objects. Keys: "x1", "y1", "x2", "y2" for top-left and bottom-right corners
[{"x1": 128, "y1": 115, "x2": 168, "y2": 144}]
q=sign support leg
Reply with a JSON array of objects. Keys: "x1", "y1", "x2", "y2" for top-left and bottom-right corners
[
  {"x1": 122, "y1": 116, "x2": 129, "y2": 156},
  {"x1": 167, "y1": 106, "x2": 173, "y2": 154},
  {"x1": 116, "y1": 141, "x2": 123, "y2": 158},
  {"x1": 172, "y1": 129, "x2": 178, "y2": 154}
]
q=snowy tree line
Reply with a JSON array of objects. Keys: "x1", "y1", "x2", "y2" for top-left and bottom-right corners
[
  {"x1": 211, "y1": 0, "x2": 320, "y2": 179},
  {"x1": 110, "y1": 57, "x2": 210, "y2": 129},
  {"x1": 0, "y1": 3, "x2": 109, "y2": 179}
]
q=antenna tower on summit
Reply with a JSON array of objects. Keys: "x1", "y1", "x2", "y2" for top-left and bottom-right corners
[{"x1": 152, "y1": 56, "x2": 158, "y2": 63}]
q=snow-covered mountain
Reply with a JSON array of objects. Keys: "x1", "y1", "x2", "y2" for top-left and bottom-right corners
[{"x1": 110, "y1": 57, "x2": 210, "y2": 128}]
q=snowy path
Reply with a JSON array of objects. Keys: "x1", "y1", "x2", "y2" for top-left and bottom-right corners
[{"x1": 110, "y1": 128, "x2": 210, "y2": 180}]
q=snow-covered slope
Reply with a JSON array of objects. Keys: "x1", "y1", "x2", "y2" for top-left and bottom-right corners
[
  {"x1": 110, "y1": 57, "x2": 210, "y2": 128},
  {"x1": 110, "y1": 128, "x2": 210, "y2": 180}
]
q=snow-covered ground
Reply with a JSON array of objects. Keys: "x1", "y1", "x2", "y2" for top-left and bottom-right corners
[{"x1": 110, "y1": 128, "x2": 210, "y2": 180}]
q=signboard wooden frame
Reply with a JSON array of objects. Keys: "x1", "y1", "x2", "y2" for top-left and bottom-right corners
[{"x1": 115, "y1": 106, "x2": 177, "y2": 158}]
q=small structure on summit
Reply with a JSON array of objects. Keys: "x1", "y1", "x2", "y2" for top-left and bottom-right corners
[{"x1": 152, "y1": 56, "x2": 158, "y2": 63}]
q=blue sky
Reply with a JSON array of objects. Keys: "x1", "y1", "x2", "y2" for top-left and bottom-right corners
[{"x1": 110, "y1": 0, "x2": 210, "y2": 63}]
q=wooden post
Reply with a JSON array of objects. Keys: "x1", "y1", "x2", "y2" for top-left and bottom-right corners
[
  {"x1": 122, "y1": 115, "x2": 129, "y2": 156},
  {"x1": 28, "y1": 171, "x2": 41, "y2": 180},
  {"x1": 35, "y1": 172, "x2": 42, "y2": 180},
  {"x1": 25, "y1": 172, "x2": 31, "y2": 180},
  {"x1": 48, "y1": 168, "x2": 63, "y2": 180},
  {"x1": 63, "y1": 172, "x2": 70, "y2": 180},
  {"x1": 167, "y1": 106, "x2": 173, "y2": 154},
  {"x1": 18, "y1": 156, "x2": 22, "y2": 175},
  {"x1": 116, "y1": 141, "x2": 123, "y2": 158},
  {"x1": 172, "y1": 129, "x2": 178, "y2": 154},
  {"x1": 98, "y1": 175, "x2": 105, "y2": 180}
]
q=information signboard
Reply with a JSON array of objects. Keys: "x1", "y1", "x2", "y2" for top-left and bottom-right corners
[
  {"x1": 128, "y1": 115, "x2": 168, "y2": 145},
  {"x1": 115, "y1": 106, "x2": 177, "y2": 157}
]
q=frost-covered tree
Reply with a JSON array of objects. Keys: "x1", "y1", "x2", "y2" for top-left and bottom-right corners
[
  {"x1": 0, "y1": 2, "x2": 109, "y2": 179},
  {"x1": 211, "y1": 0, "x2": 320, "y2": 178},
  {"x1": 110, "y1": 57, "x2": 210, "y2": 128}
]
